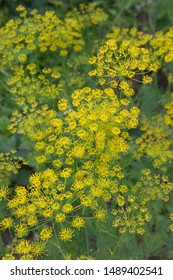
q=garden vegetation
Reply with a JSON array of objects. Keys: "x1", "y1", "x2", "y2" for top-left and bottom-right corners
[{"x1": 0, "y1": 1, "x2": 173, "y2": 260}]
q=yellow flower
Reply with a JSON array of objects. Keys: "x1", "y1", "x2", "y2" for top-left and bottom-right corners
[
  {"x1": 55, "y1": 213, "x2": 66, "y2": 223},
  {"x1": 31, "y1": 242, "x2": 45, "y2": 258},
  {"x1": 142, "y1": 75, "x2": 153, "y2": 84},
  {"x1": 71, "y1": 217, "x2": 85, "y2": 229},
  {"x1": 51, "y1": 71, "x2": 61, "y2": 79},
  {"x1": 72, "y1": 144, "x2": 85, "y2": 158},
  {"x1": 169, "y1": 224, "x2": 173, "y2": 231},
  {"x1": 40, "y1": 228, "x2": 53, "y2": 240},
  {"x1": 0, "y1": 186, "x2": 9, "y2": 201},
  {"x1": 16, "y1": 240, "x2": 32, "y2": 255},
  {"x1": 116, "y1": 194, "x2": 125, "y2": 206},
  {"x1": 16, "y1": 5, "x2": 26, "y2": 12},
  {"x1": 137, "y1": 228, "x2": 145, "y2": 235},
  {"x1": 58, "y1": 99, "x2": 68, "y2": 111},
  {"x1": 2, "y1": 254, "x2": 15, "y2": 260},
  {"x1": 60, "y1": 168, "x2": 72, "y2": 178},
  {"x1": 0, "y1": 217, "x2": 13, "y2": 230},
  {"x1": 95, "y1": 208, "x2": 107, "y2": 220},
  {"x1": 16, "y1": 224, "x2": 28, "y2": 237},
  {"x1": 88, "y1": 56, "x2": 97, "y2": 64},
  {"x1": 18, "y1": 54, "x2": 27, "y2": 63},
  {"x1": 60, "y1": 50, "x2": 68, "y2": 56},
  {"x1": 42, "y1": 208, "x2": 53, "y2": 218},
  {"x1": 62, "y1": 203, "x2": 74, "y2": 214},
  {"x1": 36, "y1": 155, "x2": 47, "y2": 164},
  {"x1": 112, "y1": 127, "x2": 121, "y2": 135},
  {"x1": 59, "y1": 228, "x2": 74, "y2": 241}
]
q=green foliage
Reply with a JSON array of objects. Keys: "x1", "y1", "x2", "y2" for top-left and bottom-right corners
[{"x1": 0, "y1": 0, "x2": 173, "y2": 260}]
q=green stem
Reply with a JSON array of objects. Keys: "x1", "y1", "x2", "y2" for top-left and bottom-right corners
[
  {"x1": 154, "y1": 73, "x2": 159, "y2": 101},
  {"x1": 62, "y1": 58, "x2": 69, "y2": 93},
  {"x1": 0, "y1": 68, "x2": 10, "y2": 77},
  {"x1": 52, "y1": 221, "x2": 67, "y2": 259},
  {"x1": 82, "y1": 207, "x2": 89, "y2": 254},
  {"x1": 109, "y1": 234, "x2": 124, "y2": 260},
  {"x1": 0, "y1": 81, "x2": 11, "y2": 92},
  {"x1": 85, "y1": 223, "x2": 89, "y2": 254}
]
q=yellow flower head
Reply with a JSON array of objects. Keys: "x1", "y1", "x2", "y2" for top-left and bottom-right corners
[
  {"x1": 71, "y1": 217, "x2": 85, "y2": 229},
  {"x1": 59, "y1": 228, "x2": 74, "y2": 241},
  {"x1": 58, "y1": 99, "x2": 68, "y2": 111},
  {"x1": 40, "y1": 228, "x2": 53, "y2": 240}
]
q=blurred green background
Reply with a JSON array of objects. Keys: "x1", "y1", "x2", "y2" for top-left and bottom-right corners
[
  {"x1": 1, "y1": 0, "x2": 173, "y2": 31},
  {"x1": 0, "y1": 0, "x2": 173, "y2": 260}
]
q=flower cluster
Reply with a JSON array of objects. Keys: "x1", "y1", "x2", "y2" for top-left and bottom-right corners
[
  {"x1": 88, "y1": 26, "x2": 173, "y2": 95},
  {"x1": 135, "y1": 114, "x2": 173, "y2": 171},
  {"x1": 0, "y1": 151, "x2": 27, "y2": 186},
  {"x1": 0, "y1": 3, "x2": 108, "y2": 109},
  {"x1": 0, "y1": 4, "x2": 173, "y2": 260}
]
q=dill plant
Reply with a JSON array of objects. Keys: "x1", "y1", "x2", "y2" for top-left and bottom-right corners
[{"x1": 0, "y1": 3, "x2": 173, "y2": 260}]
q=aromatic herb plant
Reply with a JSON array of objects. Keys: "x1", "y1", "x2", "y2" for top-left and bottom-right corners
[{"x1": 0, "y1": 1, "x2": 173, "y2": 260}]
